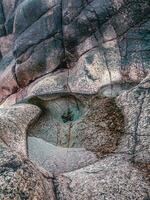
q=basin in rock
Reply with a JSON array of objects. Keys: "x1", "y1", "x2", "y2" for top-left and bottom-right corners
[
  {"x1": 0, "y1": 0, "x2": 150, "y2": 199},
  {"x1": 27, "y1": 94, "x2": 124, "y2": 174}
]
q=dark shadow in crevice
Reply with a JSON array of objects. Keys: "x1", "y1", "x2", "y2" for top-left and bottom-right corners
[{"x1": 52, "y1": 61, "x2": 68, "y2": 73}]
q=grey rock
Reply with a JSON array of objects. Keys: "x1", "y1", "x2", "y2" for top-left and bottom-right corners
[
  {"x1": 0, "y1": 146, "x2": 55, "y2": 200},
  {"x1": 117, "y1": 79, "x2": 150, "y2": 163},
  {"x1": 28, "y1": 136, "x2": 98, "y2": 174},
  {"x1": 0, "y1": 2, "x2": 6, "y2": 37},
  {"x1": 28, "y1": 96, "x2": 124, "y2": 157},
  {"x1": 0, "y1": 0, "x2": 150, "y2": 199},
  {"x1": 13, "y1": 5, "x2": 62, "y2": 58},
  {"x1": 0, "y1": 104, "x2": 41, "y2": 155},
  {"x1": 55, "y1": 155, "x2": 150, "y2": 200}
]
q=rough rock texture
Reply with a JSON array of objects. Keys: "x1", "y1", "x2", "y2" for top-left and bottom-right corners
[
  {"x1": 0, "y1": 0, "x2": 150, "y2": 199},
  {"x1": 0, "y1": 104, "x2": 55, "y2": 199},
  {"x1": 0, "y1": 147, "x2": 55, "y2": 200},
  {"x1": 55, "y1": 155, "x2": 150, "y2": 200}
]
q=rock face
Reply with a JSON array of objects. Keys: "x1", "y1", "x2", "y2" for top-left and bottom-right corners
[{"x1": 0, "y1": 0, "x2": 150, "y2": 199}]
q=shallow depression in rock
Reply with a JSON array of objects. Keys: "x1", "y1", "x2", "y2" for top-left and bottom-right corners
[
  {"x1": 46, "y1": 96, "x2": 86, "y2": 124},
  {"x1": 27, "y1": 96, "x2": 124, "y2": 173},
  {"x1": 27, "y1": 136, "x2": 98, "y2": 174},
  {"x1": 28, "y1": 95, "x2": 88, "y2": 147}
]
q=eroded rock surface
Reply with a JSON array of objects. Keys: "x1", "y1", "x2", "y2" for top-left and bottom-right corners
[
  {"x1": 0, "y1": 0, "x2": 150, "y2": 199},
  {"x1": 55, "y1": 155, "x2": 150, "y2": 200}
]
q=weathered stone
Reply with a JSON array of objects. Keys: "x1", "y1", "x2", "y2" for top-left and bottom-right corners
[
  {"x1": 28, "y1": 96, "x2": 124, "y2": 158},
  {"x1": 0, "y1": 0, "x2": 150, "y2": 199},
  {"x1": 0, "y1": 104, "x2": 40, "y2": 155},
  {"x1": 0, "y1": 146, "x2": 55, "y2": 200},
  {"x1": 117, "y1": 79, "x2": 150, "y2": 163},
  {"x1": 15, "y1": 36, "x2": 64, "y2": 86},
  {"x1": 0, "y1": 104, "x2": 56, "y2": 199},
  {"x1": 0, "y1": 2, "x2": 6, "y2": 37},
  {"x1": 55, "y1": 155, "x2": 150, "y2": 200},
  {"x1": 13, "y1": 5, "x2": 62, "y2": 58},
  {"x1": 0, "y1": 35, "x2": 14, "y2": 56},
  {"x1": 0, "y1": 53, "x2": 18, "y2": 104},
  {"x1": 28, "y1": 136, "x2": 98, "y2": 174}
]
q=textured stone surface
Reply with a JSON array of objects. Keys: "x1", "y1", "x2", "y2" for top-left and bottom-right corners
[
  {"x1": 0, "y1": 146, "x2": 55, "y2": 200},
  {"x1": 0, "y1": 0, "x2": 149, "y2": 103},
  {"x1": 0, "y1": 0, "x2": 150, "y2": 199},
  {"x1": 28, "y1": 96, "x2": 124, "y2": 156},
  {"x1": 55, "y1": 155, "x2": 150, "y2": 200},
  {"x1": 0, "y1": 104, "x2": 55, "y2": 200},
  {"x1": 0, "y1": 104, "x2": 41, "y2": 155},
  {"x1": 28, "y1": 136, "x2": 98, "y2": 174},
  {"x1": 117, "y1": 78, "x2": 150, "y2": 163}
]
